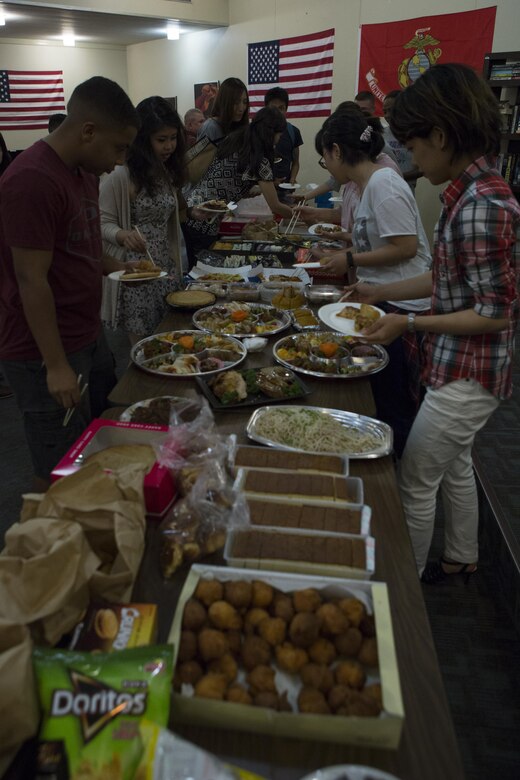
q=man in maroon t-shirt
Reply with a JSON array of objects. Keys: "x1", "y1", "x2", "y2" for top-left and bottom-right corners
[{"x1": 0, "y1": 76, "x2": 139, "y2": 489}]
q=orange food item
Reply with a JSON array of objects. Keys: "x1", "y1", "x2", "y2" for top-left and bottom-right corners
[
  {"x1": 178, "y1": 335, "x2": 195, "y2": 350},
  {"x1": 231, "y1": 309, "x2": 248, "y2": 322},
  {"x1": 319, "y1": 342, "x2": 339, "y2": 358}
]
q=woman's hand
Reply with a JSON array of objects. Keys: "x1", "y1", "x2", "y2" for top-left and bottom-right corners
[
  {"x1": 340, "y1": 281, "x2": 380, "y2": 304},
  {"x1": 318, "y1": 252, "x2": 347, "y2": 276},
  {"x1": 117, "y1": 229, "x2": 146, "y2": 252},
  {"x1": 293, "y1": 205, "x2": 321, "y2": 225},
  {"x1": 359, "y1": 313, "x2": 407, "y2": 345}
]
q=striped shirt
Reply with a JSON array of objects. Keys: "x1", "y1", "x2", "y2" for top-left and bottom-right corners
[{"x1": 423, "y1": 156, "x2": 520, "y2": 399}]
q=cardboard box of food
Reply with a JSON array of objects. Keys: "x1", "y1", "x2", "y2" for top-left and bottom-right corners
[
  {"x1": 233, "y1": 468, "x2": 363, "y2": 506},
  {"x1": 69, "y1": 602, "x2": 158, "y2": 651},
  {"x1": 168, "y1": 564, "x2": 404, "y2": 748},
  {"x1": 245, "y1": 496, "x2": 371, "y2": 536},
  {"x1": 51, "y1": 419, "x2": 176, "y2": 518},
  {"x1": 224, "y1": 526, "x2": 375, "y2": 579}
]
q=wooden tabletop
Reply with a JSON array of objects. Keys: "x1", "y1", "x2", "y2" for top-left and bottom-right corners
[{"x1": 106, "y1": 309, "x2": 465, "y2": 780}]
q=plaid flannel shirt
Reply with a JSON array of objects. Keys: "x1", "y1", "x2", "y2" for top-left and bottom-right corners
[{"x1": 423, "y1": 156, "x2": 520, "y2": 399}]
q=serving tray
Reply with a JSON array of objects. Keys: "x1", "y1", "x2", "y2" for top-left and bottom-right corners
[
  {"x1": 130, "y1": 330, "x2": 246, "y2": 378},
  {"x1": 273, "y1": 332, "x2": 389, "y2": 379},
  {"x1": 196, "y1": 366, "x2": 311, "y2": 411},
  {"x1": 193, "y1": 302, "x2": 292, "y2": 338}
]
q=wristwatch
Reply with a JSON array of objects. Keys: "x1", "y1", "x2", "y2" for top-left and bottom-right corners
[
  {"x1": 407, "y1": 312, "x2": 416, "y2": 333},
  {"x1": 346, "y1": 251, "x2": 355, "y2": 270}
]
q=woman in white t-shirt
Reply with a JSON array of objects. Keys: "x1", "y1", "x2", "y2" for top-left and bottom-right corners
[{"x1": 317, "y1": 110, "x2": 432, "y2": 455}]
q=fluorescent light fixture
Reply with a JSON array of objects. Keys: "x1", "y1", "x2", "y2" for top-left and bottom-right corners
[
  {"x1": 166, "y1": 24, "x2": 180, "y2": 40},
  {"x1": 0, "y1": 12, "x2": 5, "y2": 26},
  {"x1": 62, "y1": 34, "x2": 75, "y2": 47}
]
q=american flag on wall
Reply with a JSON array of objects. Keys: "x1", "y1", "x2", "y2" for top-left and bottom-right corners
[
  {"x1": 0, "y1": 70, "x2": 66, "y2": 131},
  {"x1": 248, "y1": 29, "x2": 335, "y2": 118}
]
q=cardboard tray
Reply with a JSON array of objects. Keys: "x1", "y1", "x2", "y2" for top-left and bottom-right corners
[{"x1": 168, "y1": 564, "x2": 404, "y2": 749}]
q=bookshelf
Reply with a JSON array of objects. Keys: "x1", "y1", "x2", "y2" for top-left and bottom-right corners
[{"x1": 483, "y1": 51, "x2": 520, "y2": 197}]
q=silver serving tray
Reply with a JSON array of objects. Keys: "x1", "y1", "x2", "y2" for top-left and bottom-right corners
[
  {"x1": 192, "y1": 303, "x2": 292, "y2": 339},
  {"x1": 246, "y1": 405, "x2": 393, "y2": 459},
  {"x1": 272, "y1": 332, "x2": 389, "y2": 379},
  {"x1": 130, "y1": 330, "x2": 246, "y2": 378}
]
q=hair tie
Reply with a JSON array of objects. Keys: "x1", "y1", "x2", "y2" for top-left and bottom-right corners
[{"x1": 360, "y1": 125, "x2": 372, "y2": 142}]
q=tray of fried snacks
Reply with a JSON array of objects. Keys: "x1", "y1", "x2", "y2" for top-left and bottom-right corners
[
  {"x1": 196, "y1": 366, "x2": 311, "y2": 410},
  {"x1": 291, "y1": 307, "x2": 321, "y2": 330},
  {"x1": 168, "y1": 564, "x2": 404, "y2": 748},
  {"x1": 225, "y1": 525, "x2": 375, "y2": 579}
]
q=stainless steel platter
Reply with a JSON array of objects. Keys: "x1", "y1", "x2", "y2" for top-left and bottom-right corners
[
  {"x1": 130, "y1": 330, "x2": 246, "y2": 378},
  {"x1": 272, "y1": 332, "x2": 389, "y2": 379},
  {"x1": 246, "y1": 405, "x2": 393, "y2": 459},
  {"x1": 192, "y1": 302, "x2": 292, "y2": 338}
]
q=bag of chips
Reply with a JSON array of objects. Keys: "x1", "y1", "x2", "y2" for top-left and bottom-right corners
[{"x1": 32, "y1": 644, "x2": 173, "y2": 780}]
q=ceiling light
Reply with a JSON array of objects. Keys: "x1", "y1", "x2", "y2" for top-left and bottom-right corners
[
  {"x1": 63, "y1": 34, "x2": 75, "y2": 47},
  {"x1": 0, "y1": 12, "x2": 5, "y2": 26},
  {"x1": 166, "y1": 24, "x2": 180, "y2": 40}
]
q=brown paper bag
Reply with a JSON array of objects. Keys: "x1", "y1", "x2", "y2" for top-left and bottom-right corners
[
  {"x1": 0, "y1": 620, "x2": 39, "y2": 776},
  {"x1": 0, "y1": 517, "x2": 100, "y2": 644}
]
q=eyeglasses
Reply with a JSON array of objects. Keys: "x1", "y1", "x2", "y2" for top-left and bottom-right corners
[{"x1": 318, "y1": 157, "x2": 328, "y2": 169}]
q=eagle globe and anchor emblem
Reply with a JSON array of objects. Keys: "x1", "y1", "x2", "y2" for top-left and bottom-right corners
[{"x1": 398, "y1": 27, "x2": 442, "y2": 87}]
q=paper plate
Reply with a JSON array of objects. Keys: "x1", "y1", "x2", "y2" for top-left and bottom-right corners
[
  {"x1": 318, "y1": 302, "x2": 386, "y2": 336},
  {"x1": 278, "y1": 182, "x2": 300, "y2": 190},
  {"x1": 299, "y1": 766, "x2": 402, "y2": 780},
  {"x1": 308, "y1": 223, "x2": 341, "y2": 236},
  {"x1": 108, "y1": 270, "x2": 167, "y2": 283}
]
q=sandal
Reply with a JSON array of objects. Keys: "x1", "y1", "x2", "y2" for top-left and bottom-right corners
[{"x1": 421, "y1": 556, "x2": 477, "y2": 585}]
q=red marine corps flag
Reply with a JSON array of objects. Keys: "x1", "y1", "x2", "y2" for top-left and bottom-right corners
[{"x1": 357, "y1": 7, "x2": 496, "y2": 113}]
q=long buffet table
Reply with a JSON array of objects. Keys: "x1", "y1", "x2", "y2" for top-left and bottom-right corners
[{"x1": 104, "y1": 308, "x2": 465, "y2": 780}]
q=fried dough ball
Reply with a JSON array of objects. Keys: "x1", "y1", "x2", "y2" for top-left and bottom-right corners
[
  {"x1": 208, "y1": 652, "x2": 238, "y2": 683},
  {"x1": 358, "y1": 636, "x2": 379, "y2": 667},
  {"x1": 244, "y1": 608, "x2": 270, "y2": 635},
  {"x1": 247, "y1": 664, "x2": 277, "y2": 693},
  {"x1": 195, "y1": 579, "x2": 224, "y2": 607},
  {"x1": 337, "y1": 597, "x2": 366, "y2": 628},
  {"x1": 271, "y1": 593, "x2": 294, "y2": 622},
  {"x1": 335, "y1": 659, "x2": 366, "y2": 690},
  {"x1": 334, "y1": 627, "x2": 363, "y2": 658},
  {"x1": 208, "y1": 600, "x2": 242, "y2": 630},
  {"x1": 182, "y1": 598, "x2": 207, "y2": 631},
  {"x1": 226, "y1": 683, "x2": 253, "y2": 706},
  {"x1": 316, "y1": 603, "x2": 350, "y2": 635},
  {"x1": 336, "y1": 689, "x2": 382, "y2": 717},
  {"x1": 300, "y1": 663, "x2": 334, "y2": 693},
  {"x1": 252, "y1": 580, "x2": 274, "y2": 608},
  {"x1": 241, "y1": 635, "x2": 271, "y2": 670},
  {"x1": 364, "y1": 683, "x2": 383, "y2": 705},
  {"x1": 328, "y1": 684, "x2": 351, "y2": 713},
  {"x1": 176, "y1": 660, "x2": 203, "y2": 687},
  {"x1": 293, "y1": 588, "x2": 322, "y2": 613},
  {"x1": 298, "y1": 686, "x2": 330, "y2": 714},
  {"x1": 194, "y1": 672, "x2": 228, "y2": 700},
  {"x1": 198, "y1": 628, "x2": 229, "y2": 662},
  {"x1": 258, "y1": 616, "x2": 286, "y2": 647},
  {"x1": 359, "y1": 613, "x2": 376, "y2": 637},
  {"x1": 226, "y1": 629, "x2": 242, "y2": 657},
  {"x1": 308, "y1": 637, "x2": 337, "y2": 666},
  {"x1": 289, "y1": 612, "x2": 321, "y2": 648},
  {"x1": 224, "y1": 580, "x2": 253, "y2": 609},
  {"x1": 178, "y1": 630, "x2": 197, "y2": 662},
  {"x1": 253, "y1": 691, "x2": 280, "y2": 710},
  {"x1": 275, "y1": 642, "x2": 309, "y2": 673}
]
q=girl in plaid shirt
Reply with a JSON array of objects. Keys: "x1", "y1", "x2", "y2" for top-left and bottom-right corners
[{"x1": 347, "y1": 63, "x2": 520, "y2": 583}]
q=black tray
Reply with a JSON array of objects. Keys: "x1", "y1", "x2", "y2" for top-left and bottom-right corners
[{"x1": 196, "y1": 366, "x2": 311, "y2": 411}]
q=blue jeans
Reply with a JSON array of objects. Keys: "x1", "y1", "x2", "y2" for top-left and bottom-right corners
[{"x1": 1, "y1": 333, "x2": 115, "y2": 480}]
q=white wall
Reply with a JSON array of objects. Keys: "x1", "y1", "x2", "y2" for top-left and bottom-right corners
[
  {"x1": 127, "y1": 0, "x2": 518, "y2": 245},
  {"x1": 0, "y1": 41, "x2": 128, "y2": 150}
]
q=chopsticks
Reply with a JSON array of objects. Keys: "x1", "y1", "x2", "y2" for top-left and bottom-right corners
[
  {"x1": 62, "y1": 374, "x2": 89, "y2": 427},
  {"x1": 133, "y1": 225, "x2": 157, "y2": 267},
  {"x1": 284, "y1": 208, "x2": 300, "y2": 236}
]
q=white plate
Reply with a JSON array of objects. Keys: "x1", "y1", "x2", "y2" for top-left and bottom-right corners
[
  {"x1": 108, "y1": 270, "x2": 167, "y2": 283},
  {"x1": 308, "y1": 223, "x2": 341, "y2": 236},
  {"x1": 300, "y1": 766, "x2": 402, "y2": 780},
  {"x1": 198, "y1": 201, "x2": 232, "y2": 213},
  {"x1": 278, "y1": 182, "x2": 299, "y2": 190},
  {"x1": 292, "y1": 262, "x2": 322, "y2": 269},
  {"x1": 318, "y1": 302, "x2": 385, "y2": 335},
  {"x1": 328, "y1": 196, "x2": 343, "y2": 203}
]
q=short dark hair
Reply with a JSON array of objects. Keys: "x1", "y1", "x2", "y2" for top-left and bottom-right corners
[
  {"x1": 67, "y1": 76, "x2": 139, "y2": 130},
  {"x1": 389, "y1": 63, "x2": 501, "y2": 159},
  {"x1": 264, "y1": 87, "x2": 289, "y2": 108},
  {"x1": 355, "y1": 91, "x2": 375, "y2": 106},
  {"x1": 48, "y1": 112, "x2": 66, "y2": 132},
  {"x1": 320, "y1": 109, "x2": 384, "y2": 165},
  {"x1": 127, "y1": 96, "x2": 186, "y2": 192},
  {"x1": 211, "y1": 77, "x2": 249, "y2": 135},
  {"x1": 384, "y1": 90, "x2": 401, "y2": 102}
]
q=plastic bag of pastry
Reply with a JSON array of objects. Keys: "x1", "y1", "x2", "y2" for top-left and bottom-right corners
[
  {"x1": 159, "y1": 461, "x2": 249, "y2": 578},
  {"x1": 137, "y1": 721, "x2": 266, "y2": 780},
  {"x1": 32, "y1": 643, "x2": 173, "y2": 780},
  {"x1": 155, "y1": 398, "x2": 220, "y2": 471}
]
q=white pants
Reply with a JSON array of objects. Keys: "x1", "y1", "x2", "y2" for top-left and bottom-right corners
[{"x1": 398, "y1": 379, "x2": 499, "y2": 574}]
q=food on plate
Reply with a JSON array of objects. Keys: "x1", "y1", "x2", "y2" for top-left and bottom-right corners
[
  {"x1": 209, "y1": 370, "x2": 248, "y2": 403},
  {"x1": 197, "y1": 272, "x2": 244, "y2": 282},
  {"x1": 201, "y1": 199, "x2": 229, "y2": 211},
  {"x1": 308, "y1": 637, "x2": 337, "y2": 666},
  {"x1": 272, "y1": 286, "x2": 305, "y2": 310},
  {"x1": 337, "y1": 302, "x2": 381, "y2": 332},
  {"x1": 83, "y1": 443, "x2": 156, "y2": 473},
  {"x1": 136, "y1": 331, "x2": 245, "y2": 376},
  {"x1": 195, "y1": 302, "x2": 288, "y2": 336},
  {"x1": 254, "y1": 366, "x2": 302, "y2": 399},
  {"x1": 314, "y1": 224, "x2": 340, "y2": 235},
  {"x1": 121, "y1": 258, "x2": 163, "y2": 280},
  {"x1": 126, "y1": 396, "x2": 199, "y2": 426},
  {"x1": 251, "y1": 406, "x2": 381, "y2": 454}
]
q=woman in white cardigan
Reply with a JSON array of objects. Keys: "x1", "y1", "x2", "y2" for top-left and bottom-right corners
[{"x1": 100, "y1": 96, "x2": 187, "y2": 344}]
